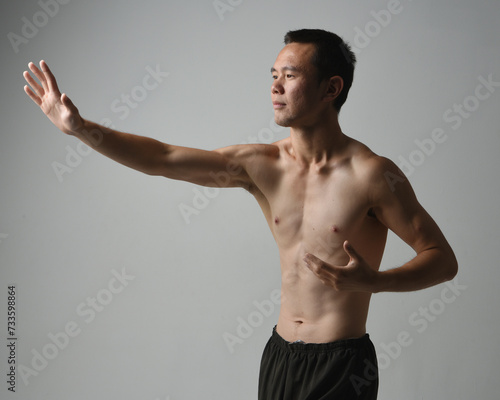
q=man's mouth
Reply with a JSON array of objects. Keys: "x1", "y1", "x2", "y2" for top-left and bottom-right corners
[{"x1": 273, "y1": 102, "x2": 286, "y2": 109}]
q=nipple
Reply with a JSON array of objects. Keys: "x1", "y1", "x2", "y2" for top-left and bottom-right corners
[
  {"x1": 275, "y1": 216, "x2": 280, "y2": 224},
  {"x1": 330, "y1": 225, "x2": 340, "y2": 233}
]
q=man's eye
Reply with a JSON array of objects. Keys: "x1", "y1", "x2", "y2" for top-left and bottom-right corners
[
  {"x1": 272, "y1": 75, "x2": 278, "y2": 79},
  {"x1": 286, "y1": 74, "x2": 294, "y2": 78}
]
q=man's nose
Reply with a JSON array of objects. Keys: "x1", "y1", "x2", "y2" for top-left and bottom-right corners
[{"x1": 271, "y1": 79, "x2": 284, "y2": 95}]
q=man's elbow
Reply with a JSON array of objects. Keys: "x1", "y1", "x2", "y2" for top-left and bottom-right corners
[{"x1": 442, "y1": 250, "x2": 458, "y2": 282}]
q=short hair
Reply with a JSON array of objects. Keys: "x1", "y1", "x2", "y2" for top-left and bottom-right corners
[{"x1": 284, "y1": 29, "x2": 356, "y2": 112}]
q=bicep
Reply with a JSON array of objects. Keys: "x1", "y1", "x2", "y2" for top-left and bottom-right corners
[
  {"x1": 159, "y1": 144, "x2": 253, "y2": 189},
  {"x1": 370, "y1": 161, "x2": 448, "y2": 253}
]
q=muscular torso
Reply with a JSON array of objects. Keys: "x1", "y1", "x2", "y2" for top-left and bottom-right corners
[{"x1": 248, "y1": 136, "x2": 388, "y2": 343}]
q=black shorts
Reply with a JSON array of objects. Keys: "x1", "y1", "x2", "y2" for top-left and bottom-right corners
[{"x1": 258, "y1": 327, "x2": 378, "y2": 400}]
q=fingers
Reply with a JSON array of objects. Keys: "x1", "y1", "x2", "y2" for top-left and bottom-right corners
[
  {"x1": 23, "y1": 69, "x2": 44, "y2": 98},
  {"x1": 304, "y1": 253, "x2": 327, "y2": 283},
  {"x1": 24, "y1": 60, "x2": 60, "y2": 98},
  {"x1": 304, "y1": 253, "x2": 343, "y2": 289},
  {"x1": 27, "y1": 61, "x2": 48, "y2": 93},
  {"x1": 343, "y1": 240, "x2": 362, "y2": 262},
  {"x1": 24, "y1": 85, "x2": 41, "y2": 106},
  {"x1": 60, "y1": 92, "x2": 80, "y2": 118},
  {"x1": 303, "y1": 252, "x2": 321, "y2": 268},
  {"x1": 303, "y1": 245, "x2": 372, "y2": 292},
  {"x1": 304, "y1": 252, "x2": 333, "y2": 274},
  {"x1": 40, "y1": 60, "x2": 60, "y2": 93},
  {"x1": 343, "y1": 240, "x2": 354, "y2": 257},
  {"x1": 61, "y1": 93, "x2": 75, "y2": 110}
]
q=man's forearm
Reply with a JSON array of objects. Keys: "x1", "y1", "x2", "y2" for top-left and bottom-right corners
[
  {"x1": 72, "y1": 119, "x2": 169, "y2": 176},
  {"x1": 374, "y1": 247, "x2": 458, "y2": 293}
]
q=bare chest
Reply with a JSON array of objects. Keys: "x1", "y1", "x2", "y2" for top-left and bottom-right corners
[{"x1": 268, "y1": 169, "x2": 371, "y2": 253}]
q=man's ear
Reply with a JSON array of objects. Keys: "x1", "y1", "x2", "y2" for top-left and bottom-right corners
[{"x1": 323, "y1": 76, "x2": 344, "y2": 104}]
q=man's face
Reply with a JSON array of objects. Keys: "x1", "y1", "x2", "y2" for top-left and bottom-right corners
[{"x1": 271, "y1": 42, "x2": 327, "y2": 128}]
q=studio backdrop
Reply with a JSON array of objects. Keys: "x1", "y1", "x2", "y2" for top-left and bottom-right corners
[{"x1": 1, "y1": 0, "x2": 499, "y2": 399}]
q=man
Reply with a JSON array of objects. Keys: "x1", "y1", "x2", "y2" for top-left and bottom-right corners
[{"x1": 24, "y1": 29, "x2": 457, "y2": 399}]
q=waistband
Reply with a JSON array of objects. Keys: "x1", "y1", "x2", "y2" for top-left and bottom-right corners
[{"x1": 270, "y1": 326, "x2": 372, "y2": 354}]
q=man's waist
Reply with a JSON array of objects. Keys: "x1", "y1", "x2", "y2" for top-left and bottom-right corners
[{"x1": 276, "y1": 313, "x2": 367, "y2": 343}]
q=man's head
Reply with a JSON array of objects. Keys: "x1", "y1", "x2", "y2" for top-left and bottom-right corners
[{"x1": 283, "y1": 29, "x2": 356, "y2": 113}]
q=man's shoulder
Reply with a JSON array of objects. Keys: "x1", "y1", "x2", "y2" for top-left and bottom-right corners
[
  {"x1": 216, "y1": 140, "x2": 281, "y2": 161},
  {"x1": 238, "y1": 137, "x2": 289, "y2": 163},
  {"x1": 348, "y1": 139, "x2": 402, "y2": 184},
  {"x1": 347, "y1": 140, "x2": 414, "y2": 204}
]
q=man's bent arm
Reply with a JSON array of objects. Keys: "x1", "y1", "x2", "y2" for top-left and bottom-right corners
[
  {"x1": 304, "y1": 156, "x2": 457, "y2": 294},
  {"x1": 373, "y1": 236, "x2": 457, "y2": 293},
  {"x1": 370, "y1": 158, "x2": 458, "y2": 293}
]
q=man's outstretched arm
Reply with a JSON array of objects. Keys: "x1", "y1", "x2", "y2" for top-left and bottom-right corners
[{"x1": 23, "y1": 60, "x2": 254, "y2": 188}]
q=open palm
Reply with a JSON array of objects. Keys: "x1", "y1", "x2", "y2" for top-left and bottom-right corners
[{"x1": 23, "y1": 60, "x2": 83, "y2": 135}]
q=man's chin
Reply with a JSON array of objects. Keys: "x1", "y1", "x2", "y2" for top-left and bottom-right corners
[{"x1": 274, "y1": 116, "x2": 292, "y2": 128}]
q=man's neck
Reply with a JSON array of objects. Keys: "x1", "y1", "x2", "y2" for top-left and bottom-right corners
[{"x1": 289, "y1": 113, "x2": 346, "y2": 167}]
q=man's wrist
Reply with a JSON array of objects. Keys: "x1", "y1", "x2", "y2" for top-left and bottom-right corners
[
  {"x1": 70, "y1": 118, "x2": 90, "y2": 137},
  {"x1": 371, "y1": 270, "x2": 390, "y2": 293},
  {"x1": 72, "y1": 119, "x2": 108, "y2": 149}
]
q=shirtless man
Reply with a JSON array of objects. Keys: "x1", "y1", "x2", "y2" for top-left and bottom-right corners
[{"x1": 24, "y1": 29, "x2": 457, "y2": 399}]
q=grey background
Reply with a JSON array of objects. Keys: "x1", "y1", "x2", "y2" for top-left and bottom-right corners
[{"x1": 1, "y1": 0, "x2": 499, "y2": 399}]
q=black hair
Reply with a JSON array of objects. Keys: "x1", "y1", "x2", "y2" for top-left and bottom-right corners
[{"x1": 284, "y1": 29, "x2": 356, "y2": 112}]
